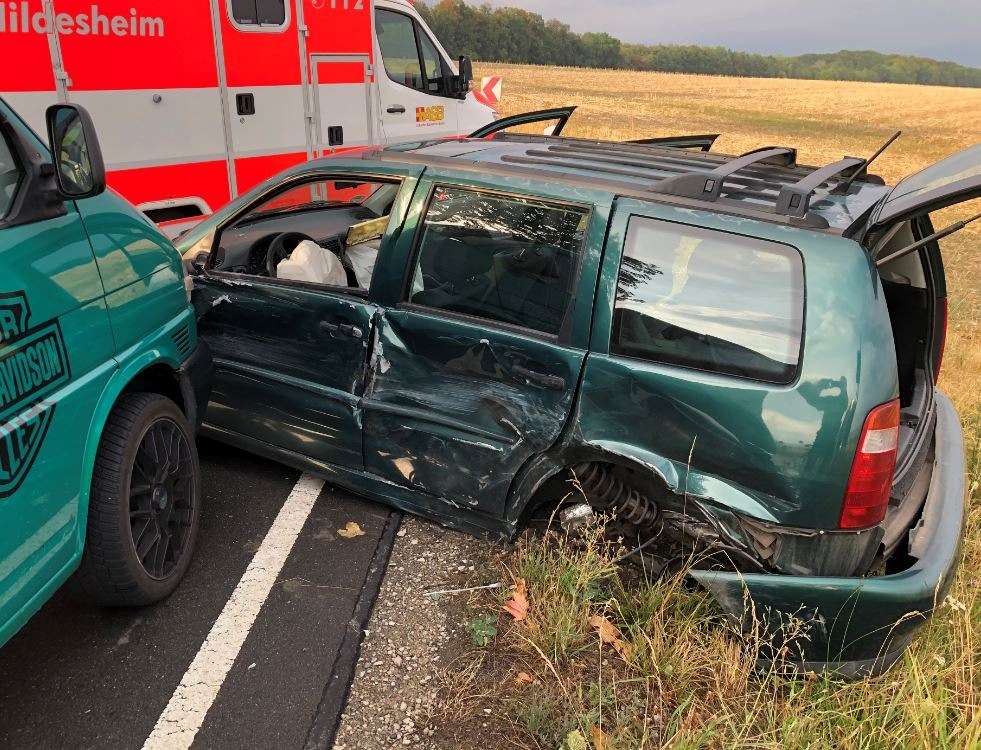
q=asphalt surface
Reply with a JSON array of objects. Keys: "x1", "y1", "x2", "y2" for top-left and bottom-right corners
[{"x1": 0, "y1": 438, "x2": 398, "y2": 750}]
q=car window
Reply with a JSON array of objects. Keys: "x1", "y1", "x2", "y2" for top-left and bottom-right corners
[
  {"x1": 213, "y1": 177, "x2": 401, "y2": 291},
  {"x1": 611, "y1": 217, "x2": 804, "y2": 383},
  {"x1": 407, "y1": 186, "x2": 589, "y2": 336},
  {"x1": 229, "y1": 0, "x2": 287, "y2": 29},
  {"x1": 0, "y1": 131, "x2": 22, "y2": 221},
  {"x1": 417, "y1": 29, "x2": 446, "y2": 95},
  {"x1": 376, "y1": 10, "x2": 423, "y2": 90}
]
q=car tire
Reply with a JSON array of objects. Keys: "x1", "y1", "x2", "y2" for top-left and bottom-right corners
[{"x1": 70, "y1": 392, "x2": 201, "y2": 607}]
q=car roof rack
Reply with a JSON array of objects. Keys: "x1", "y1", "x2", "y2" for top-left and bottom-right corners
[
  {"x1": 494, "y1": 136, "x2": 864, "y2": 223},
  {"x1": 776, "y1": 157, "x2": 865, "y2": 217}
]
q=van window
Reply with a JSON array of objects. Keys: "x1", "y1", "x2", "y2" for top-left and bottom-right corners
[
  {"x1": 612, "y1": 217, "x2": 804, "y2": 383},
  {"x1": 376, "y1": 9, "x2": 447, "y2": 96},
  {"x1": 0, "y1": 132, "x2": 21, "y2": 220},
  {"x1": 407, "y1": 187, "x2": 588, "y2": 336},
  {"x1": 229, "y1": 0, "x2": 287, "y2": 29}
]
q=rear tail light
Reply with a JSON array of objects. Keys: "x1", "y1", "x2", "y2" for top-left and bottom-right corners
[
  {"x1": 839, "y1": 399, "x2": 900, "y2": 529},
  {"x1": 934, "y1": 296, "x2": 948, "y2": 383}
]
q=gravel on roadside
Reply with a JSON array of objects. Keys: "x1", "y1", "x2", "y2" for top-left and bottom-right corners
[{"x1": 333, "y1": 516, "x2": 496, "y2": 750}]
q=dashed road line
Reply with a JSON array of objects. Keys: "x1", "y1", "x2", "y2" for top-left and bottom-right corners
[{"x1": 142, "y1": 473, "x2": 325, "y2": 750}]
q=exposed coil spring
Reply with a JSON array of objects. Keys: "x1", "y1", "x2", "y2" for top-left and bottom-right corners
[{"x1": 572, "y1": 462, "x2": 659, "y2": 528}]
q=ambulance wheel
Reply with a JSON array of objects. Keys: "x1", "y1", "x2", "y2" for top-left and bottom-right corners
[{"x1": 70, "y1": 392, "x2": 201, "y2": 606}]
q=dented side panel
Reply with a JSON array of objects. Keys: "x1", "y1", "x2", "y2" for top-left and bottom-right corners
[{"x1": 362, "y1": 308, "x2": 584, "y2": 516}]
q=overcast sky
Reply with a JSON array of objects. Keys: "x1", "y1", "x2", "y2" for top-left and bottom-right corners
[{"x1": 477, "y1": 0, "x2": 981, "y2": 68}]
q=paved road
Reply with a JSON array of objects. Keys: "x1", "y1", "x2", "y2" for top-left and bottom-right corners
[{"x1": 0, "y1": 439, "x2": 399, "y2": 750}]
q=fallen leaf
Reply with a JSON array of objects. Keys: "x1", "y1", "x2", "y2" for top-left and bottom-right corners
[
  {"x1": 588, "y1": 614, "x2": 621, "y2": 645},
  {"x1": 589, "y1": 614, "x2": 633, "y2": 662},
  {"x1": 504, "y1": 578, "x2": 528, "y2": 621},
  {"x1": 337, "y1": 521, "x2": 365, "y2": 538},
  {"x1": 514, "y1": 671, "x2": 534, "y2": 687},
  {"x1": 590, "y1": 725, "x2": 609, "y2": 750}
]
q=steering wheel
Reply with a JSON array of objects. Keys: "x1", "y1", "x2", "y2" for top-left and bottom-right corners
[{"x1": 266, "y1": 232, "x2": 316, "y2": 277}]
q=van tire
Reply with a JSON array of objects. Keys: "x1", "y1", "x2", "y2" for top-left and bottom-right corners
[{"x1": 69, "y1": 392, "x2": 201, "y2": 607}]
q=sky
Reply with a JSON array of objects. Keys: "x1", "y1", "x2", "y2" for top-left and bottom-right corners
[{"x1": 476, "y1": 0, "x2": 981, "y2": 68}]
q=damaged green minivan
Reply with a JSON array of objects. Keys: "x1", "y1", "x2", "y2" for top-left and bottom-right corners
[{"x1": 179, "y1": 109, "x2": 976, "y2": 677}]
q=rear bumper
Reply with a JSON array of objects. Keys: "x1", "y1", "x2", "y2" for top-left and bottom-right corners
[
  {"x1": 178, "y1": 339, "x2": 213, "y2": 432},
  {"x1": 691, "y1": 390, "x2": 966, "y2": 678}
]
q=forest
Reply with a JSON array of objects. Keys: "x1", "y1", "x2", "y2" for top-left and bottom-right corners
[{"x1": 417, "y1": 0, "x2": 981, "y2": 88}]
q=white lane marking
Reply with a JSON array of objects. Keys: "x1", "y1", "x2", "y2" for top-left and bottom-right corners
[{"x1": 143, "y1": 473, "x2": 325, "y2": 750}]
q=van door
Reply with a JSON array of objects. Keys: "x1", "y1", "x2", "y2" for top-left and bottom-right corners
[
  {"x1": 374, "y1": 7, "x2": 458, "y2": 143},
  {"x1": 0, "y1": 107, "x2": 114, "y2": 641},
  {"x1": 361, "y1": 176, "x2": 610, "y2": 518},
  {"x1": 310, "y1": 56, "x2": 375, "y2": 155}
]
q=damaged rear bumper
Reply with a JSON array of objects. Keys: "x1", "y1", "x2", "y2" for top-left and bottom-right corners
[{"x1": 691, "y1": 390, "x2": 966, "y2": 678}]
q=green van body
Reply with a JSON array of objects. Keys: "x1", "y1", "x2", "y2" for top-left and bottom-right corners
[
  {"x1": 0, "y1": 100, "x2": 210, "y2": 647},
  {"x1": 178, "y1": 133, "x2": 972, "y2": 676}
]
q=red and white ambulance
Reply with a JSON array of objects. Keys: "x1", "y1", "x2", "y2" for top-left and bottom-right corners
[{"x1": 1, "y1": 0, "x2": 495, "y2": 225}]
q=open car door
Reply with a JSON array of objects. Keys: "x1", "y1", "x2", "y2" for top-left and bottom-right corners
[
  {"x1": 469, "y1": 106, "x2": 577, "y2": 138},
  {"x1": 866, "y1": 144, "x2": 981, "y2": 234},
  {"x1": 628, "y1": 134, "x2": 719, "y2": 151},
  {"x1": 469, "y1": 106, "x2": 718, "y2": 151}
]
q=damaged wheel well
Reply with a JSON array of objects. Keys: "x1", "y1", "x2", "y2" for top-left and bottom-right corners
[{"x1": 518, "y1": 457, "x2": 770, "y2": 575}]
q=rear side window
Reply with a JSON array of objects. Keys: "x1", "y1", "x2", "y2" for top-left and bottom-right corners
[
  {"x1": 229, "y1": 0, "x2": 287, "y2": 29},
  {"x1": 612, "y1": 217, "x2": 804, "y2": 383},
  {"x1": 407, "y1": 187, "x2": 589, "y2": 336},
  {"x1": 0, "y1": 131, "x2": 21, "y2": 221}
]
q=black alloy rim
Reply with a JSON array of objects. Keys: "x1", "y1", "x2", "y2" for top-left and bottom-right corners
[{"x1": 128, "y1": 417, "x2": 195, "y2": 580}]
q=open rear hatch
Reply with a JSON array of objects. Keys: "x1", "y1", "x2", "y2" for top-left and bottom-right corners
[{"x1": 857, "y1": 144, "x2": 980, "y2": 560}]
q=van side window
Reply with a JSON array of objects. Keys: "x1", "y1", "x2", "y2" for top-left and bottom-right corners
[
  {"x1": 407, "y1": 187, "x2": 588, "y2": 336},
  {"x1": 375, "y1": 9, "x2": 447, "y2": 96},
  {"x1": 611, "y1": 218, "x2": 804, "y2": 383},
  {"x1": 229, "y1": 0, "x2": 287, "y2": 29},
  {"x1": 0, "y1": 132, "x2": 22, "y2": 221}
]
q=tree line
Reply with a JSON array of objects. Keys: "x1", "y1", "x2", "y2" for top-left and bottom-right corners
[{"x1": 417, "y1": 0, "x2": 981, "y2": 88}]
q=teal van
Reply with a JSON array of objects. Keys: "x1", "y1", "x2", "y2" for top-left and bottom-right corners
[{"x1": 0, "y1": 100, "x2": 211, "y2": 647}]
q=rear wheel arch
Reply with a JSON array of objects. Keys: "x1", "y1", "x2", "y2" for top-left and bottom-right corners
[{"x1": 506, "y1": 445, "x2": 679, "y2": 532}]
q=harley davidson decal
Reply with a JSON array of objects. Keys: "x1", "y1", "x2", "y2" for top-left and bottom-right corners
[{"x1": 0, "y1": 291, "x2": 70, "y2": 499}]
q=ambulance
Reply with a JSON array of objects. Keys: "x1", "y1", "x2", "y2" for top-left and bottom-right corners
[{"x1": 0, "y1": 0, "x2": 495, "y2": 227}]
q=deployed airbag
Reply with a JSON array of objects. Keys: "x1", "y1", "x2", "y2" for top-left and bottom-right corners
[{"x1": 277, "y1": 240, "x2": 347, "y2": 286}]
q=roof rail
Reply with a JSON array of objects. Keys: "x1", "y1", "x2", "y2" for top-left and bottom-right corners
[
  {"x1": 776, "y1": 157, "x2": 865, "y2": 217},
  {"x1": 652, "y1": 147, "x2": 796, "y2": 202}
]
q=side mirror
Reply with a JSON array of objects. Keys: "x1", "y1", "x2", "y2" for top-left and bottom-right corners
[
  {"x1": 454, "y1": 55, "x2": 474, "y2": 99},
  {"x1": 45, "y1": 104, "x2": 106, "y2": 200}
]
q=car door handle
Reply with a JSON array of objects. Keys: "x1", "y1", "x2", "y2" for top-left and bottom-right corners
[
  {"x1": 319, "y1": 321, "x2": 363, "y2": 339},
  {"x1": 387, "y1": 105, "x2": 406, "y2": 114},
  {"x1": 512, "y1": 365, "x2": 565, "y2": 391}
]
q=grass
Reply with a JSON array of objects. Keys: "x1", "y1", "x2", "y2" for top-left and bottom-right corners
[{"x1": 441, "y1": 64, "x2": 981, "y2": 749}]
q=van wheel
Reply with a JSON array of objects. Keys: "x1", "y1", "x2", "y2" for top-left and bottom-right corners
[{"x1": 70, "y1": 393, "x2": 201, "y2": 606}]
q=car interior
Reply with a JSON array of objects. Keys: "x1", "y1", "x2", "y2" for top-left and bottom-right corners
[
  {"x1": 211, "y1": 179, "x2": 401, "y2": 290},
  {"x1": 407, "y1": 189, "x2": 587, "y2": 336}
]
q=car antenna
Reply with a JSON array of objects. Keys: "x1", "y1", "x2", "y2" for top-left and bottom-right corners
[
  {"x1": 837, "y1": 130, "x2": 902, "y2": 192},
  {"x1": 875, "y1": 210, "x2": 981, "y2": 267}
]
